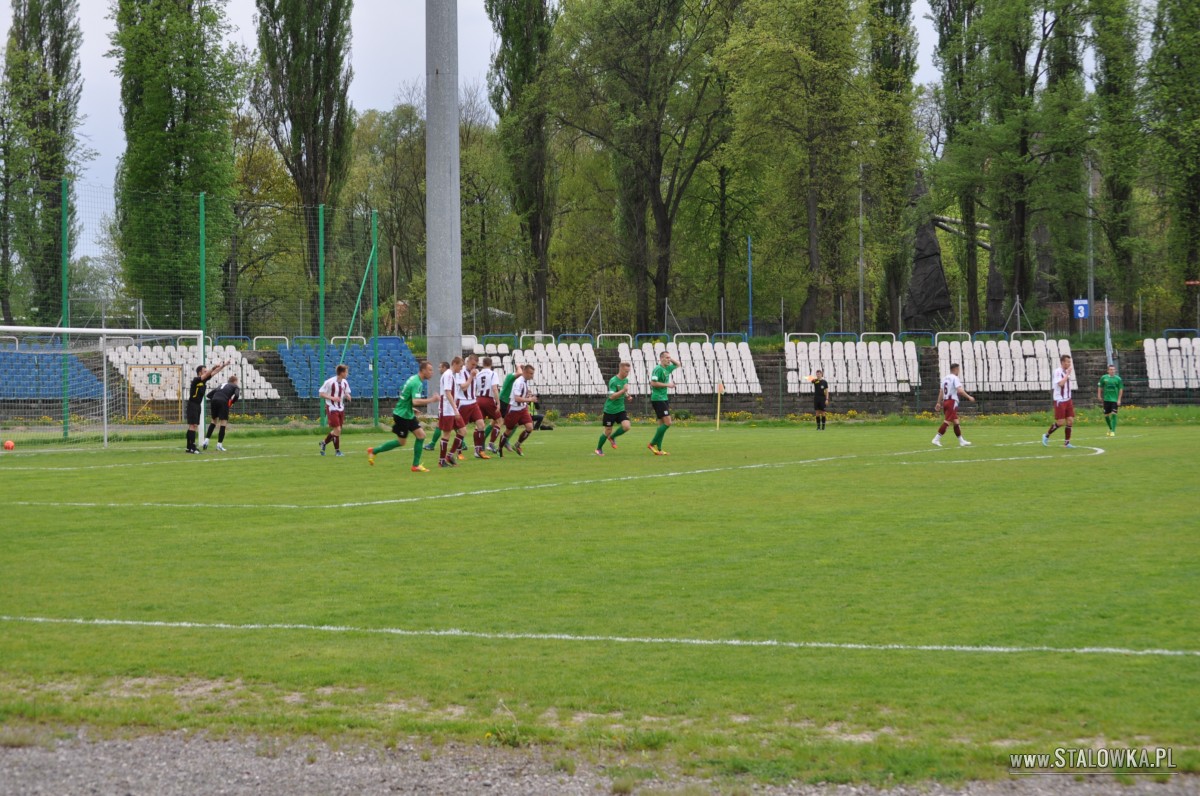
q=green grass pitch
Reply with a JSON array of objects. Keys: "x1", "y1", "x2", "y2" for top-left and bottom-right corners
[{"x1": 1, "y1": 418, "x2": 1197, "y2": 783}]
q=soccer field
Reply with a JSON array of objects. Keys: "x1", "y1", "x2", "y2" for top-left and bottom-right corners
[{"x1": 1, "y1": 421, "x2": 1197, "y2": 783}]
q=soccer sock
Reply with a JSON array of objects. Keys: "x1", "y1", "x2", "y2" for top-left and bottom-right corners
[
  {"x1": 186, "y1": 430, "x2": 195, "y2": 449},
  {"x1": 484, "y1": 423, "x2": 492, "y2": 440},
  {"x1": 453, "y1": 434, "x2": 465, "y2": 453},
  {"x1": 611, "y1": 426, "x2": 627, "y2": 439},
  {"x1": 490, "y1": 424, "x2": 501, "y2": 443},
  {"x1": 1065, "y1": 426, "x2": 1072, "y2": 442},
  {"x1": 1046, "y1": 423, "x2": 1059, "y2": 437},
  {"x1": 658, "y1": 425, "x2": 671, "y2": 448},
  {"x1": 820, "y1": 416, "x2": 826, "y2": 429},
  {"x1": 474, "y1": 429, "x2": 484, "y2": 451},
  {"x1": 815, "y1": 415, "x2": 821, "y2": 429},
  {"x1": 651, "y1": 425, "x2": 665, "y2": 447},
  {"x1": 440, "y1": 439, "x2": 448, "y2": 461},
  {"x1": 517, "y1": 429, "x2": 531, "y2": 445},
  {"x1": 598, "y1": 433, "x2": 609, "y2": 450},
  {"x1": 375, "y1": 439, "x2": 400, "y2": 454},
  {"x1": 412, "y1": 442, "x2": 424, "y2": 467},
  {"x1": 323, "y1": 431, "x2": 333, "y2": 445},
  {"x1": 937, "y1": 422, "x2": 948, "y2": 436},
  {"x1": 205, "y1": 423, "x2": 215, "y2": 440},
  {"x1": 953, "y1": 425, "x2": 962, "y2": 438},
  {"x1": 1112, "y1": 414, "x2": 1118, "y2": 432},
  {"x1": 218, "y1": 427, "x2": 226, "y2": 443},
  {"x1": 332, "y1": 434, "x2": 340, "y2": 451},
  {"x1": 430, "y1": 428, "x2": 442, "y2": 446}
]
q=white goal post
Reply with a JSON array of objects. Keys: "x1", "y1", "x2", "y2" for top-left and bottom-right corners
[{"x1": 0, "y1": 325, "x2": 204, "y2": 447}]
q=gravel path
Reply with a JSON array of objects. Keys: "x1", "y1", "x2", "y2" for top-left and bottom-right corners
[{"x1": 1, "y1": 731, "x2": 1196, "y2": 795}]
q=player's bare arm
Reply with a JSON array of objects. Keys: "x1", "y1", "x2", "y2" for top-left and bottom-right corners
[{"x1": 958, "y1": 386, "x2": 975, "y2": 403}]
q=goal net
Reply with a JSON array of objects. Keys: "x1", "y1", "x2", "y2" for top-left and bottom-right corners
[{"x1": 0, "y1": 326, "x2": 204, "y2": 447}]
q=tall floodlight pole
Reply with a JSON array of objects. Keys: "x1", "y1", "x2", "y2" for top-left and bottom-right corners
[{"x1": 426, "y1": 0, "x2": 463, "y2": 370}]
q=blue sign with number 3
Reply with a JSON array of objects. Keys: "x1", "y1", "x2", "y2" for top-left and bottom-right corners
[{"x1": 1073, "y1": 299, "x2": 1090, "y2": 319}]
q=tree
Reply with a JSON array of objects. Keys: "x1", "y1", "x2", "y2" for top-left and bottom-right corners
[
  {"x1": 3, "y1": 0, "x2": 86, "y2": 325},
  {"x1": 556, "y1": 0, "x2": 732, "y2": 331},
  {"x1": 1146, "y1": 0, "x2": 1200, "y2": 323},
  {"x1": 727, "y1": 0, "x2": 863, "y2": 332},
  {"x1": 253, "y1": 0, "x2": 354, "y2": 335},
  {"x1": 486, "y1": 0, "x2": 556, "y2": 329},
  {"x1": 930, "y1": 0, "x2": 986, "y2": 328},
  {"x1": 867, "y1": 0, "x2": 919, "y2": 333},
  {"x1": 110, "y1": 0, "x2": 237, "y2": 328},
  {"x1": 1090, "y1": 0, "x2": 1141, "y2": 328}
]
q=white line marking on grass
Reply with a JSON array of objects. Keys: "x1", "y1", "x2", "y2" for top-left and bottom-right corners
[
  {"x1": 1, "y1": 443, "x2": 268, "y2": 457},
  {"x1": 1, "y1": 615, "x2": 1195, "y2": 658},
  {"x1": 9, "y1": 454, "x2": 863, "y2": 510},
  {"x1": 1, "y1": 453, "x2": 291, "y2": 472}
]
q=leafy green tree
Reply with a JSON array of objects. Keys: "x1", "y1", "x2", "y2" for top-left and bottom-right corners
[
  {"x1": 486, "y1": 0, "x2": 556, "y2": 329},
  {"x1": 1090, "y1": 0, "x2": 1141, "y2": 327},
  {"x1": 1147, "y1": 0, "x2": 1200, "y2": 322},
  {"x1": 727, "y1": 0, "x2": 863, "y2": 332},
  {"x1": 555, "y1": 0, "x2": 732, "y2": 331},
  {"x1": 868, "y1": 0, "x2": 919, "y2": 333},
  {"x1": 253, "y1": 0, "x2": 355, "y2": 335},
  {"x1": 3, "y1": 0, "x2": 86, "y2": 325},
  {"x1": 110, "y1": 0, "x2": 237, "y2": 328}
]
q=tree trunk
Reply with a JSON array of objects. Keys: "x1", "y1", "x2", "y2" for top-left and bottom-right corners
[
  {"x1": 305, "y1": 204, "x2": 322, "y2": 336},
  {"x1": 985, "y1": 248, "x2": 1005, "y2": 328},
  {"x1": 962, "y1": 194, "x2": 980, "y2": 331},
  {"x1": 716, "y1": 165, "x2": 729, "y2": 327},
  {"x1": 799, "y1": 153, "x2": 821, "y2": 333},
  {"x1": 651, "y1": 192, "x2": 672, "y2": 332}
]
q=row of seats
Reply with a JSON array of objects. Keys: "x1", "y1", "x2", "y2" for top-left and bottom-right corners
[
  {"x1": 786, "y1": 340, "x2": 921, "y2": 395},
  {"x1": 0, "y1": 350, "x2": 103, "y2": 399},
  {"x1": 1145, "y1": 337, "x2": 1200, "y2": 389},
  {"x1": 279, "y1": 338, "x2": 421, "y2": 399},
  {"x1": 616, "y1": 342, "x2": 762, "y2": 395},
  {"x1": 936, "y1": 338, "x2": 1076, "y2": 392},
  {"x1": 508, "y1": 343, "x2": 606, "y2": 395},
  {"x1": 107, "y1": 344, "x2": 278, "y2": 401}
]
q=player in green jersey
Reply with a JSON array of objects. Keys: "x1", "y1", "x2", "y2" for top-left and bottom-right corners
[
  {"x1": 647, "y1": 351, "x2": 680, "y2": 455},
  {"x1": 495, "y1": 369, "x2": 519, "y2": 451},
  {"x1": 368, "y1": 361, "x2": 437, "y2": 472},
  {"x1": 595, "y1": 361, "x2": 632, "y2": 456},
  {"x1": 1096, "y1": 364, "x2": 1124, "y2": 437}
]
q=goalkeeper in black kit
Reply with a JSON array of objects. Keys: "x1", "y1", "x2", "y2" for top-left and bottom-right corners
[{"x1": 204, "y1": 374, "x2": 240, "y2": 452}]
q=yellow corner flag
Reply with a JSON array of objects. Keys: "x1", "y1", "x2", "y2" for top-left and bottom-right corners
[{"x1": 716, "y1": 382, "x2": 725, "y2": 429}]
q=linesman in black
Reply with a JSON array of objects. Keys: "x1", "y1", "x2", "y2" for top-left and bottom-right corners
[
  {"x1": 185, "y1": 361, "x2": 227, "y2": 453},
  {"x1": 204, "y1": 374, "x2": 240, "y2": 451},
  {"x1": 811, "y1": 369, "x2": 830, "y2": 430}
]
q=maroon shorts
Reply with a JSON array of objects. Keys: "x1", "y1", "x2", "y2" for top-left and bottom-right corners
[
  {"x1": 1054, "y1": 400, "x2": 1075, "y2": 421},
  {"x1": 327, "y1": 409, "x2": 344, "y2": 429},
  {"x1": 477, "y1": 396, "x2": 502, "y2": 421},
  {"x1": 438, "y1": 414, "x2": 467, "y2": 432},
  {"x1": 505, "y1": 408, "x2": 532, "y2": 429},
  {"x1": 459, "y1": 403, "x2": 483, "y2": 423},
  {"x1": 942, "y1": 402, "x2": 959, "y2": 423}
]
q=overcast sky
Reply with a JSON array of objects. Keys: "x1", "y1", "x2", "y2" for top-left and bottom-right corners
[{"x1": 0, "y1": 0, "x2": 939, "y2": 190}]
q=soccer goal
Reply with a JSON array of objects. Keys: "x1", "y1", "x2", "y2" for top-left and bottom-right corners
[{"x1": 0, "y1": 325, "x2": 204, "y2": 447}]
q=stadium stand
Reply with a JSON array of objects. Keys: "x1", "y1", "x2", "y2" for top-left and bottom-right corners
[
  {"x1": 1144, "y1": 336, "x2": 1200, "y2": 389},
  {"x1": 615, "y1": 341, "x2": 762, "y2": 395},
  {"x1": 279, "y1": 337, "x2": 420, "y2": 399},
  {"x1": 934, "y1": 338, "x2": 1076, "y2": 392},
  {"x1": 507, "y1": 342, "x2": 606, "y2": 395},
  {"x1": 106, "y1": 344, "x2": 279, "y2": 401},
  {"x1": 0, "y1": 345, "x2": 103, "y2": 399},
  {"x1": 785, "y1": 339, "x2": 920, "y2": 395}
]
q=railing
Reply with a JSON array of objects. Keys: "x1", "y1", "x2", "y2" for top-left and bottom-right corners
[
  {"x1": 934, "y1": 331, "x2": 970, "y2": 345},
  {"x1": 712, "y1": 332, "x2": 748, "y2": 343},
  {"x1": 215, "y1": 335, "x2": 252, "y2": 350},
  {"x1": 633, "y1": 332, "x2": 670, "y2": 347},
  {"x1": 899, "y1": 331, "x2": 934, "y2": 346},
  {"x1": 332, "y1": 336, "x2": 367, "y2": 348},
  {"x1": 1163, "y1": 328, "x2": 1200, "y2": 338},
  {"x1": 860, "y1": 332, "x2": 897, "y2": 343},
  {"x1": 557, "y1": 333, "x2": 596, "y2": 345},
  {"x1": 1010, "y1": 331, "x2": 1047, "y2": 342},
  {"x1": 175, "y1": 336, "x2": 213, "y2": 349},
  {"x1": 596, "y1": 333, "x2": 633, "y2": 349},
  {"x1": 971, "y1": 330, "x2": 1009, "y2": 341},
  {"x1": 821, "y1": 332, "x2": 859, "y2": 342},
  {"x1": 253, "y1": 336, "x2": 289, "y2": 350},
  {"x1": 0, "y1": 335, "x2": 16, "y2": 350},
  {"x1": 518, "y1": 332, "x2": 554, "y2": 349},
  {"x1": 785, "y1": 332, "x2": 819, "y2": 345},
  {"x1": 290, "y1": 336, "x2": 325, "y2": 349},
  {"x1": 461, "y1": 334, "x2": 479, "y2": 350},
  {"x1": 672, "y1": 332, "x2": 710, "y2": 344},
  {"x1": 482, "y1": 333, "x2": 518, "y2": 349}
]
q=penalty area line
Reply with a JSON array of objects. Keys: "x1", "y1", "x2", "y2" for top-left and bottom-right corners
[{"x1": 0, "y1": 615, "x2": 1195, "y2": 658}]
